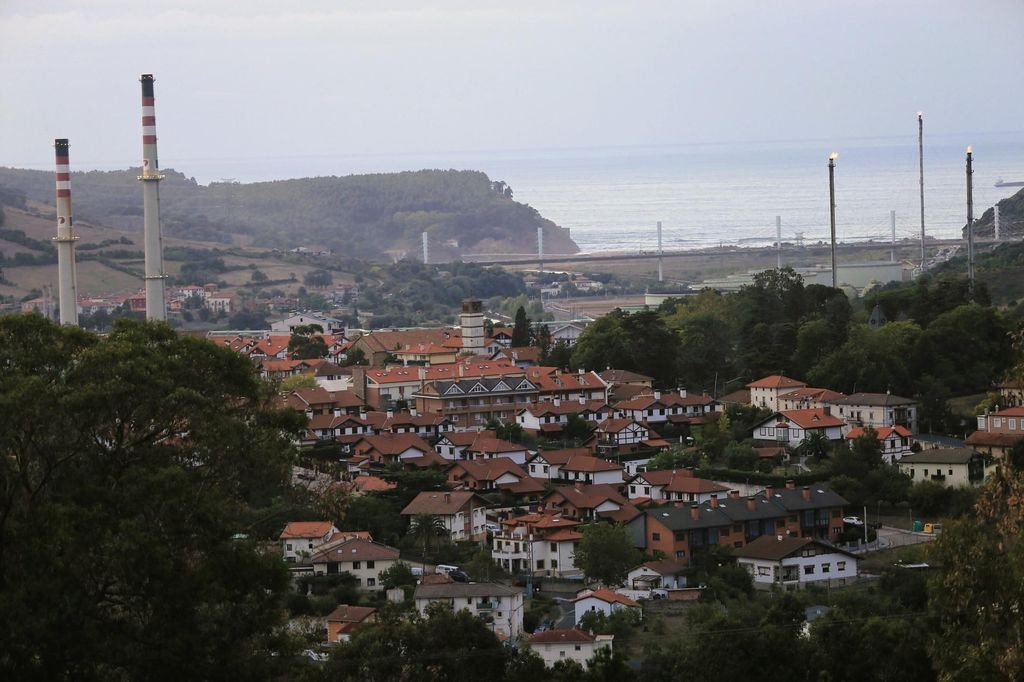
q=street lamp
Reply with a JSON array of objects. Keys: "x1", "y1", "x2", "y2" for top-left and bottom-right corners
[{"x1": 828, "y1": 152, "x2": 839, "y2": 289}]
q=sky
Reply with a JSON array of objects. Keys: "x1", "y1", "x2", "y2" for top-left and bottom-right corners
[{"x1": 1, "y1": 0, "x2": 1022, "y2": 183}]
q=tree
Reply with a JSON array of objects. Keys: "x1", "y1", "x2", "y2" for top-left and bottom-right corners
[
  {"x1": 573, "y1": 523, "x2": 641, "y2": 587},
  {"x1": 379, "y1": 562, "x2": 416, "y2": 590},
  {"x1": 281, "y1": 373, "x2": 318, "y2": 391},
  {"x1": 303, "y1": 269, "x2": 333, "y2": 288},
  {"x1": 544, "y1": 340, "x2": 573, "y2": 369},
  {"x1": 797, "y1": 430, "x2": 832, "y2": 462},
  {"x1": 0, "y1": 315, "x2": 304, "y2": 679},
  {"x1": 511, "y1": 306, "x2": 531, "y2": 347},
  {"x1": 408, "y1": 513, "x2": 449, "y2": 558},
  {"x1": 288, "y1": 324, "x2": 328, "y2": 360},
  {"x1": 532, "y1": 322, "x2": 552, "y2": 355},
  {"x1": 250, "y1": 269, "x2": 268, "y2": 283}
]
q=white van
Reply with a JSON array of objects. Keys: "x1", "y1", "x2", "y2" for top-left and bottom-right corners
[
  {"x1": 410, "y1": 566, "x2": 425, "y2": 577},
  {"x1": 435, "y1": 564, "x2": 460, "y2": 576}
]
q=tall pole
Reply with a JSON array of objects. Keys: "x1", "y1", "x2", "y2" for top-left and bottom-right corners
[
  {"x1": 890, "y1": 210, "x2": 897, "y2": 263},
  {"x1": 776, "y1": 215, "x2": 782, "y2": 269},
  {"x1": 657, "y1": 221, "x2": 664, "y2": 282},
  {"x1": 537, "y1": 226, "x2": 544, "y2": 279},
  {"x1": 966, "y1": 146, "x2": 975, "y2": 298},
  {"x1": 422, "y1": 231, "x2": 429, "y2": 264},
  {"x1": 53, "y1": 138, "x2": 79, "y2": 326},
  {"x1": 918, "y1": 112, "x2": 926, "y2": 267},
  {"x1": 828, "y1": 152, "x2": 838, "y2": 289},
  {"x1": 994, "y1": 205, "x2": 1000, "y2": 242},
  {"x1": 139, "y1": 74, "x2": 167, "y2": 321}
]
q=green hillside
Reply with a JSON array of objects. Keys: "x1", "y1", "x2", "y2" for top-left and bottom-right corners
[{"x1": 0, "y1": 167, "x2": 577, "y2": 260}]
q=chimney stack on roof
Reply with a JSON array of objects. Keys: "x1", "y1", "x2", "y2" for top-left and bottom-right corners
[
  {"x1": 785, "y1": 479, "x2": 795, "y2": 489},
  {"x1": 746, "y1": 496, "x2": 757, "y2": 511},
  {"x1": 679, "y1": 388, "x2": 687, "y2": 399},
  {"x1": 709, "y1": 494, "x2": 718, "y2": 509},
  {"x1": 729, "y1": 490, "x2": 740, "y2": 500},
  {"x1": 802, "y1": 486, "x2": 811, "y2": 501},
  {"x1": 689, "y1": 504, "x2": 700, "y2": 520},
  {"x1": 765, "y1": 485, "x2": 774, "y2": 499},
  {"x1": 443, "y1": 492, "x2": 451, "y2": 503},
  {"x1": 653, "y1": 390, "x2": 661, "y2": 401}
]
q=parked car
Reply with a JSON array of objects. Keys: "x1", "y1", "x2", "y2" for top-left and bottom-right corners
[
  {"x1": 843, "y1": 516, "x2": 864, "y2": 526},
  {"x1": 484, "y1": 522, "x2": 501, "y2": 535},
  {"x1": 449, "y1": 569, "x2": 469, "y2": 583},
  {"x1": 435, "y1": 564, "x2": 460, "y2": 576}
]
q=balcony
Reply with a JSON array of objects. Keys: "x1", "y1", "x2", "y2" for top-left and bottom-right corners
[{"x1": 476, "y1": 601, "x2": 497, "y2": 610}]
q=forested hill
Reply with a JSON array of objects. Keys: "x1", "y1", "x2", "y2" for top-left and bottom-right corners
[
  {"x1": 0, "y1": 166, "x2": 578, "y2": 260},
  {"x1": 966, "y1": 185, "x2": 1024, "y2": 239}
]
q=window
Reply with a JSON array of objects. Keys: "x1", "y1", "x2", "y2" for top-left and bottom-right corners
[
  {"x1": 675, "y1": 550, "x2": 686, "y2": 558},
  {"x1": 550, "y1": 543, "x2": 557, "y2": 552},
  {"x1": 560, "y1": 651, "x2": 566, "y2": 658},
  {"x1": 924, "y1": 469, "x2": 929, "y2": 477},
  {"x1": 286, "y1": 543, "x2": 293, "y2": 551},
  {"x1": 630, "y1": 486, "x2": 636, "y2": 494},
  {"x1": 536, "y1": 560, "x2": 545, "y2": 569},
  {"x1": 776, "y1": 519, "x2": 785, "y2": 528},
  {"x1": 949, "y1": 469, "x2": 953, "y2": 476},
  {"x1": 734, "y1": 541, "x2": 743, "y2": 548},
  {"x1": 367, "y1": 561, "x2": 375, "y2": 569},
  {"x1": 821, "y1": 563, "x2": 830, "y2": 573},
  {"x1": 551, "y1": 560, "x2": 558, "y2": 568},
  {"x1": 733, "y1": 524, "x2": 743, "y2": 533},
  {"x1": 837, "y1": 561, "x2": 847, "y2": 571},
  {"x1": 367, "y1": 578, "x2": 376, "y2": 586},
  {"x1": 308, "y1": 542, "x2": 314, "y2": 548},
  {"x1": 758, "y1": 566, "x2": 771, "y2": 576},
  {"x1": 652, "y1": 532, "x2": 661, "y2": 541},
  {"x1": 804, "y1": 565, "x2": 815, "y2": 575},
  {"x1": 644, "y1": 487, "x2": 651, "y2": 495},
  {"x1": 574, "y1": 645, "x2": 582, "y2": 651},
  {"x1": 1011, "y1": 419, "x2": 1018, "y2": 431},
  {"x1": 353, "y1": 561, "x2": 361, "y2": 569},
  {"x1": 674, "y1": 530, "x2": 686, "y2": 541}
]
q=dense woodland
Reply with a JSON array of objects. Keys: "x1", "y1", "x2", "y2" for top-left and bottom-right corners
[{"x1": 0, "y1": 168, "x2": 577, "y2": 259}]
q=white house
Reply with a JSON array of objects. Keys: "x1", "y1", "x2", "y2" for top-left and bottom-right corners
[
  {"x1": 528, "y1": 629, "x2": 613, "y2": 668},
  {"x1": 897, "y1": 448, "x2": 993, "y2": 487},
  {"x1": 400, "y1": 491, "x2": 489, "y2": 541},
  {"x1": 826, "y1": 392, "x2": 919, "y2": 434},
  {"x1": 271, "y1": 312, "x2": 345, "y2": 334},
  {"x1": 732, "y1": 535, "x2": 858, "y2": 590},
  {"x1": 844, "y1": 425, "x2": 914, "y2": 464},
  {"x1": 625, "y1": 559, "x2": 688, "y2": 596},
  {"x1": 746, "y1": 375, "x2": 807, "y2": 411},
  {"x1": 752, "y1": 409, "x2": 847, "y2": 447},
  {"x1": 279, "y1": 520, "x2": 338, "y2": 562},
  {"x1": 414, "y1": 582, "x2": 524, "y2": 638},
  {"x1": 491, "y1": 513, "x2": 584, "y2": 577},
  {"x1": 626, "y1": 469, "x2": 730, "y2": 503},
  {"x1": 559, "y1": 454, "x2": 625, "y2": 486},
  {"x1": 527, "y1": 448, "x2": 592, "y2": 481},
  {"x1": 309, "y1": 537, "x2": 401, "y2": 591},
  {"x1": 573, "y1": 588, "x2": 640, "y2": 625}
]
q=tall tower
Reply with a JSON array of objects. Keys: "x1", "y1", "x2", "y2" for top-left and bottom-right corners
[
  {"x1": 53, "y1": 139, "x2": 79, "y2": 326},
  {"x1": 139, "y1": 74, "x2": 167, "y2": 321},
  {"x1": 460, "y1": 298, "x2": 485, "y2": 354}
]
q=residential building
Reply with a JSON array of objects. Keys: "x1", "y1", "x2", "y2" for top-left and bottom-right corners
[
  {"x1": 362, "y1": 408, "x2": 451, "y2": 439},
  {"x1": 777, "y1": 387, "x2": 846, "y2": 412},
  {"x1": 401, "y1": 491, "x2": 489, "y2": 541},
  {"x1": 733, "y1": 535, "x2": 858, "y2": 590},
  {"x1": 592, "y1": 418, "x2": 654, "y2": 456},
  {"x1": 845, "y1": 425, "x2": 914, "y2": 464},
  {"x1": 491, "y1": 513, "x2": 583, "y2": 577},
  {"x1": 271, "y1": 312, "x2": 345, "y2": 334},
  {"x1": 447, "y1": 458, "x2": 528, "y2": 491},
  {"x1": 527, "y1": 448, "x2": 593, "y2": 481},
  {"x1": 997, "y1": 380, "x2": 1024, "y2": 407},
  {"x1": 630, "y1": 483, "x2": 848, "y2": 566},
  {"x1": 326, "y1": 605, "x2": 377, "y2": 643},
  {"x1": 279, "y1": 521, "x2": 339, "y2": 562},
  {"x1": 746, "y1": 375, "x2": 807, "y2": 411},
  {"x1": 516, "y1": 399, "x2": 611, "y2": 437},
  {"x1": 827, "y1": 392, "x2": 919, "y2": 433},
  {"x1": 463, "y1": 435, "x2": 530, "y2": 465},
  {"x1": 414, "y1": 582, "x2": 524, "y2": 638},
  {"x1": 897, "y1": 448, "x2": 993, "y2": 487},
  {"x1": 524, "y1": 367, "x2": 610, "y2": 403},
  {"x1": 613, "y1": 389, "x2": 721, "y2": 427},
  {"x1": 968, "y1": 406, "x2": 1024, "y2": 459},
  {"x1": 752, "y1": 409, "x2": 847, "y2": 447},
  {"x1": 528, "y1": 629, "x2": 613, "y2": 668},
  {"x1": 541, "y1": 484, "x2": 626, "y2": 521},
  {"x1": 435, "y1": 430, "x2": 496, "y2": 460},
  {"x1": 310, "y1": 538, "x2": 401, "y2": 591},
  {"x1": 626, "y1": 469, "x2": 730, "y2": 504},
  {"x1": 350, "y1": 433, "x2": 435, "y2": 467},
  {"x1": 559, "y1": 454, "x2": 625, "y2": 486},
  {"x1": 573, "y1": 589, "x2": 639, "y2": 625},
  {"x1": 414, "y1": 376, "x2": 539, "y2": 430},
  {"x1": 625, "y1": 559, "x2": 689, "y2": 594},
  {"x1": 599, "y1": 369, "x2": 654, "y2": 393}
]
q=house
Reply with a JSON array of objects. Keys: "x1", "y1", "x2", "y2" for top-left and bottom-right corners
[
  {"x1": 435, "y1": 430, "x2": 496, "y2": 460},
  {"x1": 592, "y1": 418, "x2": 653, "y2": 457},
  {"x1": 968, "y1": 406, "x2": 1024, "y2": 459},
  {"x1": 631, "y1": 482, "x2": 848, "y2": 566},
  {"x1": 271, "y1": 312, "x2": 345, "y2": 334},
  {"x1": 599, "y1": 369, "x2": 654, "y2": 393},
  {"x1": 527, "y1": 448, "x2": 593, "y2": 481},
  {"x1": 573, "y1": 588, "x2": 639, "y2": 624},
  {"x1": 326, "y1": 605, "x2": 377, "y2": 643},
  {"x1": 541, "y1": 484, "x2": 626, "y2": 521},
  {"x1": 549, "y1": 322, "x2": 587, "y2": 346},
  {"x1": 626, "y1": 469, "x2": 730, "y2": 504},
  {"x1": 464, "y1": 435, "x2": 530, "y2": 465},
  {"x1": 733, "y1": 535, "x2": 858, "y2": 590},
  {"x1": 350, "y1": 433, "x2": 435, "y2": 467},
  {"x1": 301, "y1": 413, "x2": 374, "y2": 447},
  {"x1": 752, "y1": 409, "x2": 847, "y2": 447},
  {"x1": 826, "y1": 392, "x2": 919, "y2": 434},
  {"x1": 414, "y1": 375, "x2": 539, "y2": 431},
  {"x1": 491, "y1": 513, "x2": 583, "y2": 577},
  {"x1": 391, "y1": 342, "x2": 459, "y2": 366},
  {"x1": 528, "y1": 629, "x2": 614, "y2": 668},
  {"x1": 491, "y1": 346, "x2": 542, "y2": 368},
  {"x1": 625, "y1": 559, "x2": 689, "y2": 594},
  {"x1": 413, "y1": 582, "x2": 524, "y2": 638},
  {"x1": 746, "y1": 375, "x2": 807, "y2": 411},
  {"x1": 365, "y1": 408, "x2": 451, "y2": 439},
  {"x1": 613, "y1": 389, "x2": 721, "y2": 427},
  {"x1": 447, "y1": 458, "x2": 528, "y2": 491},
  {"x1": 401, "y1": 491, "x2": 489, "y2": 541},
  {"x1": 559, "y1": 454, "x2": 626, "y2": 486},
  {"x1": 897, "y1": 448, "x2": 993, "y2": 487},
  {"x1": 310, "y1": 538, "x2": 401, "y2": 591},
  {"x1": 996, "y1": 379, "x2": 1024, "y2": 407},
  {"x1": 279, "y1": 521, "x2": 338, "y2": 562},
  {"x1": 777, "y1": 387, "x2": 846, "y2": 412},
  {"x1": 845, "y1": 425, "x2": 914, "y2": 464},
  {"x1": 516, "y1": 399, "x2": 611, "y2": 438}
]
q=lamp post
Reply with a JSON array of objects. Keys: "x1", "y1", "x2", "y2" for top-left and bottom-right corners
[
  {"x1": 828, "y1": 152, "x2": 839, "y2": 289},
  {"x1": 918, "y1": 113, "x2": 926, "y2": 266},
  {"x1": 966, "y1": 146, "x2": 975, "y2": 299}
]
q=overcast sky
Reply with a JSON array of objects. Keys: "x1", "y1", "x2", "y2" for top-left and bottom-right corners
[{"x1": 1, "y1": 0, "x2": 1022, "y2": 181}]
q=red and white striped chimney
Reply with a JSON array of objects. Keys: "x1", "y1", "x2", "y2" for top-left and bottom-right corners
[
  {"x1": 139, "y1": 74, "x2": 167, "y2": 321},
  {"x1": 53, "y1": 138, "x2": 79, "y2": 326}
]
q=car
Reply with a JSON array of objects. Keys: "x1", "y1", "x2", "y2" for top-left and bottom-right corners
[
  {"x1": 449, "y1": 570, "x2": 469, "y2": 583},
  {"x1": 843, "y1": 516, "x2": 864, "y2": 526},
  {"x1": 435, "y1": 564, "x2": 460, "y2": 576},
  {"x1": 484, "y1": 522, "x2": 501, "y2": 535}
]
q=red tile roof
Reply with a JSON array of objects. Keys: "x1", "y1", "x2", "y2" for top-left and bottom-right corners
[
  {"x1": 561, "y1": 454, "x2": 624, "y2": 474},
  {"x1": 573, "y1": 588, "x2": 638, "y2": 606},
  {"x1": 449, "y1": 457, "x2": 527, "y2": 483},
  {"x1": 779, "y1": 408, "x2": 846, "y2": 429},
  {"x1": 844, "y1": 425, "x2": 913, "y2": 440},
  {"x1": 746, "y1": 375, "x2": 806, "y2": 389},
  {"x1": 279, "y1": 521, "x2": 335, "y2": 540},
  {"x1": 401, "y1": 490, "x2": 487, "y2": 516},
  {"x1": 326, "y1": 604, "x2": 377, "y2": 624},
  {"x1": 632, "y1": 470, "x2": 730, "y2": 495},
  {"x1": 529, "y1": 628, "x2": 596, "y2": 644},
  {"x1": 311, "y1": 538, "x2": 400, "y2": 563}
]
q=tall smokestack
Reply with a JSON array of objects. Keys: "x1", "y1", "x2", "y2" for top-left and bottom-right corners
[
  {"x1": 966, "y1": 146, "x2": 975, "y2": 299},
  {"x1": 53, "y1": 139, "x2": 79, "y2": 326},
  {"x1": 139, "y1": 74, "x2": 167, "y2": 321},
  {"x1": 422, "y1": 231, "x2": 429, "y2": 264},
  {"x1": 656, "y1": 221, "x2": 663, "y2": 282}
]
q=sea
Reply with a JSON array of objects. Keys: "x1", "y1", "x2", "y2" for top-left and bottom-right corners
[{"x1": 179, "y1": 132, "x2": 1024, "y2": 254}]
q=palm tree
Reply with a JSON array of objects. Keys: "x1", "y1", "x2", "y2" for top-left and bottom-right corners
[{"x1": 409, "y1": 513, "x2": 449, "y2": 558}]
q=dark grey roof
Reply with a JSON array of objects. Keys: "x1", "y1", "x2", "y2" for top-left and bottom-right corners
[
  {"x1": 898, "y1": 447, "x2": 980, "y2": 464},
  {"x1": 828, "y1": 392, "x2": 916, "y2": 407},
  {"x1": 645, "y1": 483, "x2": 848, "y2": 529},
  {"x1": 414, "y1": 582, "x2": 522, "y2": 599},
  {"x1": 766, "y1": 485, "x2": 849, "y2": 512},
  {"x1": 426, "y1": 377, "x2": 537, "y2": 396},
  {"x1": 912, "y1": 434, "x2": 966, "y2": 448}
]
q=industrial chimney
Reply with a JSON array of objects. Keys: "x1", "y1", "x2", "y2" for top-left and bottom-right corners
[
  {"x1": 53, "y1": 139, "x2": 79, "y2": 326},
  {"x1": 139, "y1": 74, "x2": 167, "y2": 321}
]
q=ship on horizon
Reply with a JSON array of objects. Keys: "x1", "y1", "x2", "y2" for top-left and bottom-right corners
[{"x1": 995, "y1": 177, "x2": 1024, "y2": 188}]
